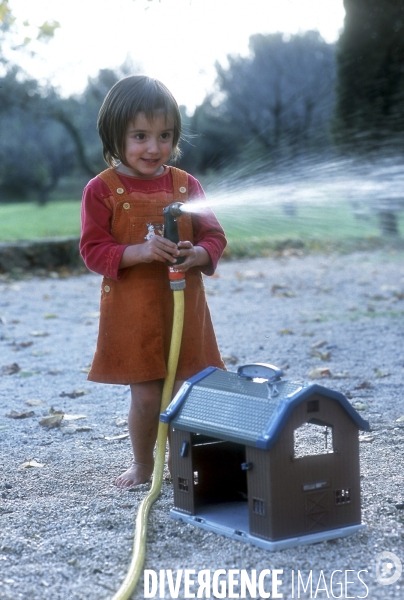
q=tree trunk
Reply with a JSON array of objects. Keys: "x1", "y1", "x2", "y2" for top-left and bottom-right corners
[{"x1": 377, "y1": 210, "x2": 400, "y2": 237}]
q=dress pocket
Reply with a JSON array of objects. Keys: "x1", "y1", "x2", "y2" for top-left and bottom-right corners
[{"x1": 130, "y1": 216, "x2": 165, "y2": 244}]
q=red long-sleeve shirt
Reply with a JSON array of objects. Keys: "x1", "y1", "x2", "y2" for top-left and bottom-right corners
[{"x1": 80, "y1": 169, "x2": 226, "y2": 280}]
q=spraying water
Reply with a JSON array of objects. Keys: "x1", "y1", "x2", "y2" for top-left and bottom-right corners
[{"x1": 181, "y1": 156, "x2": 404, "y2": 243}]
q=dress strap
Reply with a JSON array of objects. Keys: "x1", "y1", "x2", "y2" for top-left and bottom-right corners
[
  {"x1": 97, "y1": 168, "x2": 129, "y2": 202},
  {"x1": 169, "y1": 167, "x2": 189, "y2": 202}
]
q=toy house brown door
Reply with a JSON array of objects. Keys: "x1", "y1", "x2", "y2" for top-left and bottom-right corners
[{"x1": 304, "y1": 488, "x2": 331, "y2": 530}]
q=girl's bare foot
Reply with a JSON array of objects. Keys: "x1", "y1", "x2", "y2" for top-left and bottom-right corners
[{"x1": 115, "y1": 461, "x2": 153, "y2": 488}]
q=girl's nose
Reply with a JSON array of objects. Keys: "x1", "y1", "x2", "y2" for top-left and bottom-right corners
[{"x1": 146, "y1": 138, "x2": 159, "y2": 154}]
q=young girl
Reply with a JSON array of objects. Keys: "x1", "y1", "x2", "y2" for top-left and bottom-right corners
[{"x1": 80, "y1": 76, "x2": 226, "y2": 489}]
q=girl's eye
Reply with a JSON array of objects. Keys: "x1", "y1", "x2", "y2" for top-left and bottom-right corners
[
  {"x1": 135, "y1": 133, "x2": 146, "y2": 140},
  {"x1": 161, "y1": 132, "x2": 172, "y2": 140}
]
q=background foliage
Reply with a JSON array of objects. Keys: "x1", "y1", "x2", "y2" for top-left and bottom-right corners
[
  {"x1": 334, "y1": 0, "x2": 404, "y2": 152},
  {"x1": 0, "y1": 0, "x2": 403, "y2": 240}
]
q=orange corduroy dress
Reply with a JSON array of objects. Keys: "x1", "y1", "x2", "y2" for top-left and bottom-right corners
[{"x1": 87, "y1": 166, "x2": 225, "y2": 385}]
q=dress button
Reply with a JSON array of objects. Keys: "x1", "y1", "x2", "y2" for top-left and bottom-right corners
[
  {"x1": 179, "y1": 186, "x2": 187, "y2": 194},
  {"x1": 104, "y1": 285, "x2": 111, "y2": 293},
  {"x1": 123, "y1": 202, "x2": 130, "y2": 210},
  {"x1": 117, "y1": 188, "x2": 124, "y2": 194}
]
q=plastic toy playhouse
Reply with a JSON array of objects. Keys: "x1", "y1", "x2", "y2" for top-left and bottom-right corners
[{"x1": 161, "y1": 363, "x2": 370, "y2": 551}]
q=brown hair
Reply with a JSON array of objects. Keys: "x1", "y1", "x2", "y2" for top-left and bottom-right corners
[{"x1": 97, "y1": 75, "x2": 182, "y2": 167}]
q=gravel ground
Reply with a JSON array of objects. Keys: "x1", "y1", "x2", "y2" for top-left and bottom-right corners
[{"x1": 1, "y1": 249, "x2": 404, "y2": 600}]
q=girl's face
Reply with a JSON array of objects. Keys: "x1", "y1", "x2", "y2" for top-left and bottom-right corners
[{"x1": 117, "y1": 111, "x2": 174, "y2": 178}]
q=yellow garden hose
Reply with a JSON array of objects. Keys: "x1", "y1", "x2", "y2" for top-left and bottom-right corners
[{"x1": 112, "y1": 288, "x2": 185, "y2": 600}]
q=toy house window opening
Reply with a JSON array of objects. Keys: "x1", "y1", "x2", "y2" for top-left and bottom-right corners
[
  {"x1": 335, "y1": 488, "x2": 351, "y2": 505},
  {"x1": 293, "y1": 421, "x2": 334, "y2": 459},
  {"x1": 253, "y1": 498, "x2": 265, "y2": 516},
  {"x1": 307, "y1": 399, "x2": 319, "y2": 413},
  {"x1": 178, "y1": 477, "x2": 189, "y2": 492}
]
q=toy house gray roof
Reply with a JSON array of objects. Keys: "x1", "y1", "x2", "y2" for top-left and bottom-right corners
[{"x1": 161, "y1": 367, "x2": 370, "y2": 449}]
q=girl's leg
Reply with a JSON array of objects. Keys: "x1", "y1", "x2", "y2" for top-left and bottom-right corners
[
  {"x1": 115, "y1": 379, "x2": 163, "y2": 488},
  {"x1": 115, "y1": 378, "x2": 185, "y2": 489}
]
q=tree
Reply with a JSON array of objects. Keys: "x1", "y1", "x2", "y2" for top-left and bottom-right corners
[
  {"x1": 0, "y1": 107, "x2": 76, "y2": 204},
  {"x1": 334, "y1": 0, "x2": 404, "y2": 236},
  {"x1": 0, "y1": 58, "x2": 146, "y2": 203},
  {"x1": 177, "y1": 101, "x2": 240, "y2": 175},
  {"x1": 177, "y1": 32, "x2": 336, "y2": 178},
  {"x1": 214, "y1": 32, "x2": 336, "y2": 166},
  {"x1": 0, "y1": 0, "x2": 138, "y2": 202},
  {"x1": 0, "y1": 69, "x2": 78, "y2": 203},
  {"x1": 0, "y1": 1, "x2": 84, "y2": 203},
  {"x1": 334, "y1": 0, "x2": 404, "y2": 151}
]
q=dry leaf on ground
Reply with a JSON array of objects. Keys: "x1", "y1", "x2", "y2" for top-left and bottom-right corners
[
  {"x1": 104, "y1": 433, "x2": 130, "y2": 441},
  {"x1": 63, "y1": 414, "x2": 86, "y2": 421},
  {"x1": 271, "y1": 283, "x2": 287, "y2": 294},
  {"x1": 374, "y1": 368, "x2": 390, "y2": 378},
  {"x1": 1, "y1": 363, "x2": 20, "y2": 375},
  {"x1": 311, "y1": 340, "x2": 327, "y2": 349},
  {"x1": 11, "y1": 341, "x2": 33, "y2": 349},
  {"x1": 354, "y1": 381, "x2": 372, "y2": 390},
  {"x1": 352, "y1": 401, "x2": 369, "y2": 411},
  {"x1": 271, "y1": 284, "x2": 296, "y2": 297},
  {"x1": 59, "y1": 389, "x2": 89, "y2": 399},
  {"x1": 311, "y1": 349, "x2": 332, "y2": 360},
  {"x1": 25, "y1": 399, "x2": 46, "y2": 407},
  {"x1": 19, "y1": 460, "x2": 44, "y2": 469},
  {"x1": 6, "y1": 410, "x2": 35, "y2": 419},
  {"x1": 309, "y1": 367, "x2": 332, "y2": 379},
  {"x1": 39, "y1": 414, "x2": 64, "y2": 428}
]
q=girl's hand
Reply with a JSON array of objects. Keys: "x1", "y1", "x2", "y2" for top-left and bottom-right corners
[
  {"x1": 139, "y1": 236, "x2": 179, "y2": 264},
  {"x1": 119, "y1": 236, "x2": 179, "y2": 268},
  {"x1": 173, "y1": 241, "x2": 210, "y2": 271}
]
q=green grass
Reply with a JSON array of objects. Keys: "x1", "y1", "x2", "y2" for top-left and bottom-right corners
[
  {"x1": 0, "y1": 202, "x2": 82, "y2": 241},
  {"x1": 215, "y1": 201, "x2": 392, "y2": 242},
  {"x1": 0, "y1": 199, "x2": 402, "y2": 256},
  {"x1": 216, "y1": 201, "x2": 404, "y2": 256}
]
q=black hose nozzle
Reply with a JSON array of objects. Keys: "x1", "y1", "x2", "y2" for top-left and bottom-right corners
[
  {"x1": 163, "y1": 202, "x2": 185, "y2": 265},
  {"x1": 165, "y1": 202, "x2": 184, "y2": 218}
]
